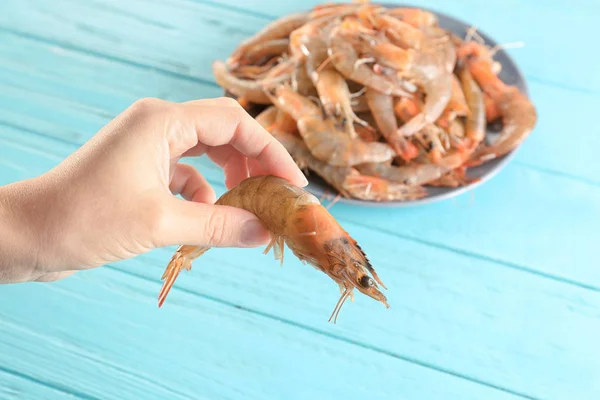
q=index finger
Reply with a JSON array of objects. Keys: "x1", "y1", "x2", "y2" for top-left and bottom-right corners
[{"x1": 181, "y1": 98, "x2": 307, "y2": 188}]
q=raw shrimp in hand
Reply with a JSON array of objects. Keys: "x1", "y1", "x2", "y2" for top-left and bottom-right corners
[{"x1": 0, "y1": 97, "x2": 307, "y2": 284}]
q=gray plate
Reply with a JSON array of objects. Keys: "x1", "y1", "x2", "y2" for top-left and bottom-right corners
[{"x1": 225, "y1": 3, "x2": 530, "y2": 208}]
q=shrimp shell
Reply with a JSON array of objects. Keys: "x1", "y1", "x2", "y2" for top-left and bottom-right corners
[
  {"x1": 212, "y1": 60, "x2": 272, "y2": 104},
  {"x1": 228, "y1": 12, "x2": 311, "y2": 67},
  {"x1": 158, "y1": 175, "x2": 390, "y2": 323}
]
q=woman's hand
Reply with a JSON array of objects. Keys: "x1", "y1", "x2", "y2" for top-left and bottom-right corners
[{"x1": 0, "y1": 97, "x2": 307, "y2": 283}]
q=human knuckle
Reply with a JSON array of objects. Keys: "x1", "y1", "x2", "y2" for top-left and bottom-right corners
[
  {"x1": 219, "y1": 96, "x2": 241, "y2": 108},
  {"x1": 143, "y1": 197, "x2": 170, "y2": 234},
  {"x1": 130, "y1": 97, "x2": 165, "y2": 113},
  {"x1": 205, "y1": 211, "x2": 230, "y2": 246}
]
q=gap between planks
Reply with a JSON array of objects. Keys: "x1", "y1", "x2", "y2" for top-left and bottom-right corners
[
  {"x1": 105, "y1": 265, "x2": 538, "y2": 400},
  {"x1": 0, "y1": 366, "x2": 100, "y2": 400}
]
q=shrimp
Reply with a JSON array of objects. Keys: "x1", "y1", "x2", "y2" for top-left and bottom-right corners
[
  {"x1": 394, "y1": 96, "x2": 421, "y2": 122},
  {"x1": 275, "y1": 130, "x2": 425, "y2": 202},
  {"x1": 293, "y1": 60, "x2": 317, "y2": 97},
  {"x1": 268, "y1": 85, "x2": 396, "y2": 166},
  {"x1": 427, "y1": 166, "x2": 478, "y2": 188},
  {"x1": 484, "y1": 93, "x2": 501, "y2": 122},
  {"x1": 234, "y1": 39, "x2": 290, "y2": 67},
  {"x1": 158, "y1": 175, "x2": 390, "y2": 323},
  {"x1": 304, "y1": 33, "x2": 365, "y2": 137},
  {"x1": 212, "y1": 60, "x2": 273, "y2": 104},
  {"x1": 365, "y1": 87, "x2": 419, "y2": 161},
  {"x1": 368, "y1": 42, "x2": 414, "y2": 71},
  {"x1": 358, "y1": 71, "x2": 484, "y2": 186},
  {"x1": 387, "y1": 8, "x2": 438, "y2": 28},
  {"x1": 255, "y1": 105, "x2": 279, "y2": 130},
  {"x1": 394, "y1": 49, "x2": 452, "y2": 137},
  {"x1": 232, "y1": 58, "x2": 279, "y2": 80},
  {"x1": 357, "y1": 161, "x2": 446, "y2": 186},
  {"x1": 327, "y1": 21, "x2": 415, "y2": 97},
  {"x1": 458, "y1": 41, "x2": 537, "y2": 165},
  {"x1": 227, "y1": 12, "x2": 310, "y2": 68},
  {"x1": 373, "y1": 13, "x2": 424, "y2": 50},
  {"x1": 457, "y1": 65, "x2": 486, "y2": 153},
  {"x1": 274, "y1": 108, "x2": 299, "y2": 134},
  {"x1": 358, "y1": 13, "x2": 452, "y2": 136},
  {"x1": 351, "y1": 91, "x2": 370, "y2": 112},
  {"x1": 435, "y1": 75, "x2": 469, "y2": 130}
]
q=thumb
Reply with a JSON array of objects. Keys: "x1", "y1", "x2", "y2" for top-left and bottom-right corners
[{"x1": 156, "y1": 196, "x2": 271, "y2": 249}]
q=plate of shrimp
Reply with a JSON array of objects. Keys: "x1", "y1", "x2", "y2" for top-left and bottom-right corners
[{"x1": 213, "y1": 1, "x2": 537, "y2": 207}]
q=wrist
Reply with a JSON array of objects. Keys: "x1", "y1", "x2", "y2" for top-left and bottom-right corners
[{"x1": 0, "y1": 177, "x2": 53, "y2": 283}]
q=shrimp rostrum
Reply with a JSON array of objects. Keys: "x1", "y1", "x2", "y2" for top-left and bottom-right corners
[{"x1": 158, "y1": 175, "x2": 389, "y2": 323}]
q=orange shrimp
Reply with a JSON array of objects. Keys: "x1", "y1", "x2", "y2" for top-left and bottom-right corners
[
  {"x1": 234, "y1": 39, "x2": 290, "y2": 67},
  {"x1": 327, "y1": 21, "x2": 415, "y2": 98},
  {"x1": 227, "y1": 12, "x2": 310, "y2": 68},
  {"x1": 393, "y1": 49, "x2": 453, "y2": 137},
  {"x1": 457, "y1": 65, "x2": 486, "y2": 153},
  {"x1": 274, "y1": 108, "x2": 299, "y2": 134},
  {"x1": 369, "y1": 42, "x2": 415, "y2": 71},
  {"x1": 435, "y1": 75, "x2": 469, "y2": 131},
  {"x1": 267, "y1": 85, "x2": 395, "y2": 166},
  {"x1": 365, "y1": 87, "x2": 419, "y2": 161},
  {"x1": 484, "y1": 93, "x2": 501, "y2": 122},
  {"x1": 394, "y1": 96, "x2": 421, "y2": 122},
  {"x1": 356, "y1": 161, "x2": 446, "y2": 186},
  {"x1": 373, "y1": 13, "x2": 424, "y2": 50},
  {"x1": 304, "y1": 33, "x2": 366, "y2": 137},
  {"x1": 387, "y1": 8, "x2": 438, "y2": 28},
  {"x1": 358, "y1": 67, "x2": 485, "y2": 185},
  {"x1": 158, "y1": 175, "x2": 390, "y2": 323},
  {"x1": 255, "y1": 105, "x2": 279, "y2": 130},
  {"x1": 458, "y1": 41, "x2": 537, "y2": 165},
  {"x1": 232, "y1": 58, "x2": 280, "y2": 80},
  {"x1": 275, "y1": 130, "x2": 425, "y2": 202},
  {"x1": 426, "y1": 166, "x2": 478, "y2": 188},
  {"x1": 213, "y1": 60, "x2": 274, "y2": 104},
  {"x1": 355, "y1": 123, "x2": 381, "y2": 142}
]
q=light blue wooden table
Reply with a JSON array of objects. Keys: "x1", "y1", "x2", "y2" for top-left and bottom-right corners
[{"x1": 1, "y1": 1, "x2": 599, "y2": 399}]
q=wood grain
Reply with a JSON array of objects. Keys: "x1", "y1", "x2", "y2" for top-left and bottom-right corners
[{"x1": 1, "y1": 1, "x2": 599, "y2": 399}]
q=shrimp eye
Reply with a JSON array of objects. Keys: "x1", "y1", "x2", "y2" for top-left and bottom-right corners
[{"x1": 359, "y1": 275, "x2": 374, "y2": 288}]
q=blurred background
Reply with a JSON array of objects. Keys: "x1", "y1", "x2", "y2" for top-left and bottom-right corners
[{"x1": 1, "y1": 1, "x2": 599, "y2": 399}]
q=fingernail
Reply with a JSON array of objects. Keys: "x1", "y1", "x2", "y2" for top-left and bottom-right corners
[
  {"x1": 300, "y1": 175, "x2": 309, "y2": 187},
  {"x1": 241, "y1": 219, "x2": 270, "y2": 247}
]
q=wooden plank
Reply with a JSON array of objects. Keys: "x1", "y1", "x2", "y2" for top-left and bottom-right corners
[
  {"x1": 0, "y1": 268, "x2": 522, "y2": 400},
  {"x1": 0, "y1": 33, "x2": 598, "y2": 290},
  {"x1": 1, "y1": 129, "x2": 599, "y2": 399},
  {"x1": 0, "y1": 0, "x2": 597, "y2": 93}
]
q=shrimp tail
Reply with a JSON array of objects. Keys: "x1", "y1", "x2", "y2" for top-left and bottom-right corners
[{"x1": 158, "y1": 245, "x2": 209, "y2": 308}]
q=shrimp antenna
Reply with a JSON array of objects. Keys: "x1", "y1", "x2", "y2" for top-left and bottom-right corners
[
  {"x1": 316, "y1": 52, "x2": 338, "y2": 73},
  {"x1": 464, "y1": 25, "x2": 485, "y2": 44},
  {"x1": 353, "y1": 57, "x2": 375, "y2": 71},
  {"x1": 328, "y1": 289, "x2": 352, "y2": 324},
  {"x1": 350, "y1": 86, "x2": 366, "y2": 99},
  {"x1": 325, "y1": 193, "x2": 342, "y2": 210},
  {"x1": 489, "y1": 41, "x2": 526, "y2": 57}
]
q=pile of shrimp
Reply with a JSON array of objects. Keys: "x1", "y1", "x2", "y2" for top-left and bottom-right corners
[{"x1": 212, "y1": 1, "x2": 538, "y2": 202}]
